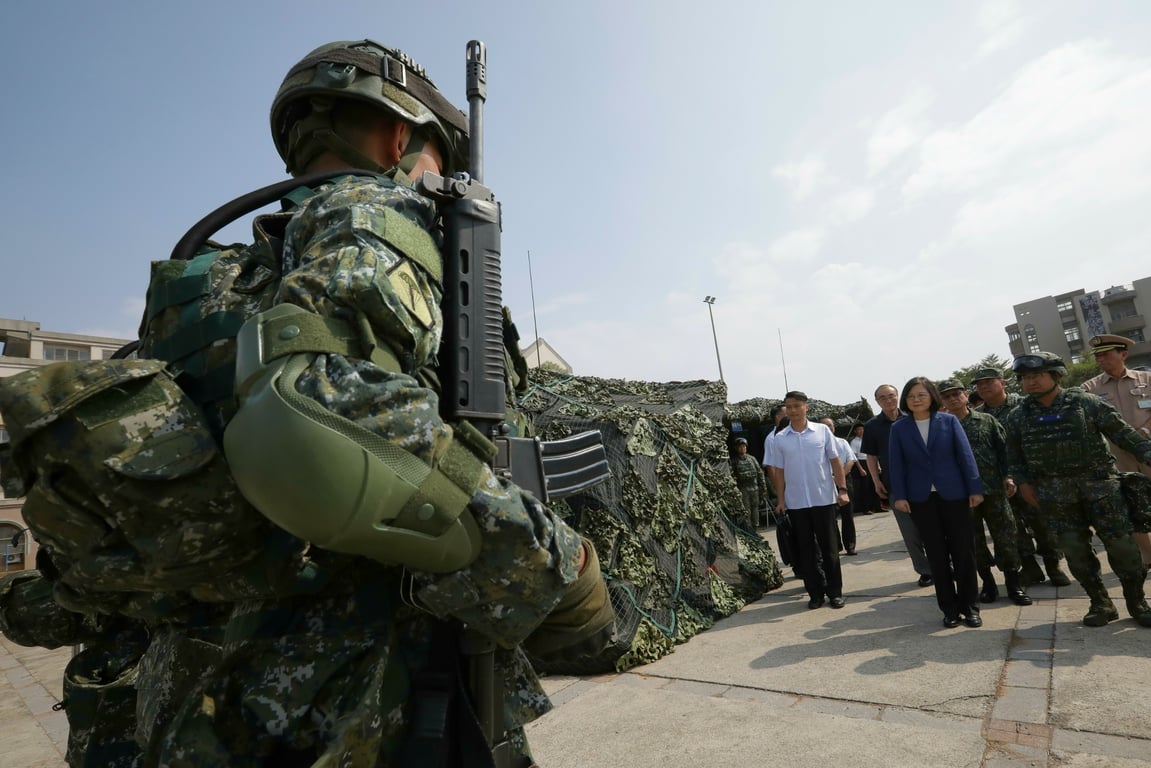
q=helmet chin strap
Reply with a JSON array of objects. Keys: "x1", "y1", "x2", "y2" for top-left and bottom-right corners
[
  {"x1": 285, "y1": 100, "x2": 393, "y2": 176},
  {"x1": 397, "y1": 130, "x2": 428, "y2": 176}
]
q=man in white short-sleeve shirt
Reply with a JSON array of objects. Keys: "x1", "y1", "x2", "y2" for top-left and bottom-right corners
[{"x1": 771, "y1": 392, "x2": 851, "y2": 609}]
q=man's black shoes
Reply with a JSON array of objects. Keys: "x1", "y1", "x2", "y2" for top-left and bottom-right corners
[
  {"x1": 963, "y1": 612, "x2": 983, "y2": 628},
  {"x1": 917, "y1": 574, "x2": 934, "y2": 588},
  {"x1": 828, "y1": 597, "x2": 846, "y2": 609},
  {"x1": 808, "y1": 597, "x2": 825, "y2": 609},
  {"x1": 942, "y1": 615, "x2": 960, "y2": 628}
]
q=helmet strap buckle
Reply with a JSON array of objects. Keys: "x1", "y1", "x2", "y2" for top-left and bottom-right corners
[{"x1": 380, "y1": 53, "x2": 407, "y2": 88}]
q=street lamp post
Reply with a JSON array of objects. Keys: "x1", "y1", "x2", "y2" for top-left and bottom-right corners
[{"x1": 702, "y1": 296, "x2": 725, "y2": 383}]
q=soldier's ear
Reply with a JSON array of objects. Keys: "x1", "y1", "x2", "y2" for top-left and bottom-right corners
[{"x1": 368, "y1": 120, "x2": 410, "y2": 168}]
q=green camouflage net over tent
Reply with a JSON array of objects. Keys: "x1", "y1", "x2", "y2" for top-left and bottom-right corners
[{"x1": 519, "y1": 370, "x2": 784, "y2": 674}]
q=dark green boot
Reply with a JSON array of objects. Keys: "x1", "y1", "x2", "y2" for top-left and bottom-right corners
[
  {"x1": 978, "y1": 567, "x2": 998, "y2": 603},
  {"x1": 1043, "y1": 556, "x2": 1072, "y2": 587},
  {"x1": 1121, "y1": 580, "x2": 1151, "y2": 628},
  {"x1": 1019, "y1": 557, "x2": 1046, "y2": 587},
  {"x1": 1082, "y1": 579, "x2": 1119, "y2": 627}
]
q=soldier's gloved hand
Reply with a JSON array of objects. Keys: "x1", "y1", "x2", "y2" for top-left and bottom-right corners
[{"x1": 522, "y1": 540, "x2": 615, "y2": 663}]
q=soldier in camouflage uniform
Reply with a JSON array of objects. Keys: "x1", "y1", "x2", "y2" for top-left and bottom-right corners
[
  {"x1": 1, "y1": 40, "x2": 614, "y2": 767},
  {"x1": 937, "y1": 381, "x2": 1031, "y2": 606},
  {"x1": 732, "y1": 437, "x2": 768, "y2": 530},
  {"x1": 974, "y1": 366, "x2": 1071, "y2": 587},
  {"x1": 1004, "y1": 352, "x2": 1151, "y2": 627}
]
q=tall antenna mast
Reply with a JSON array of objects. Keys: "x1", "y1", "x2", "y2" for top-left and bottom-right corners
[{"x1": 527, "y1": 249, "x2": 542, "y2": 368}]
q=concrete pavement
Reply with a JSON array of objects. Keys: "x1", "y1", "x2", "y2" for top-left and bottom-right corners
[
  {"x1": 528, "y1": 512, "x2": 1151, "y2": 767},
  {"x1": 1, "y1": 511, "x2": 1148, "y2": 766}
]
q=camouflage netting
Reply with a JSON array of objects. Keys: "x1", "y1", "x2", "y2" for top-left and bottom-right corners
[
  {"x1": 726, "y1": 396, "x2": 875, "y2": 432},
  {"x1": 519, "y1": 371, "x2": 784, "y2": 675}
]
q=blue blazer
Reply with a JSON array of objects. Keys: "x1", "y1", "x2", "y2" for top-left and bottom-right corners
[{"x1": 887, "y1": 412, "x2": 981, "y2": 503}]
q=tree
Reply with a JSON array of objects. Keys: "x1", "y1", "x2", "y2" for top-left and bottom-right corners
[
  {"x1": 1062, "y1": 359, "x2": 1099, "y2": 388},
  {"x1": 945, "y1": 353, "x2": 1021, "y2": 394}
]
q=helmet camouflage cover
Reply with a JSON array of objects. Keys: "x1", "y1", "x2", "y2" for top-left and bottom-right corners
[
  {"x1": 271, "y1": 40, "x2": 468, "y2": 175},
  {"x1": 1012, "y1": 350, "x2": 1068, "y2": 379}
]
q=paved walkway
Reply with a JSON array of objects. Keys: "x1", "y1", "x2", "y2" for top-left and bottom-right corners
[
  {"x1": 2, "y1": 512, "x2": 1148, "y2": 766},
  {"x1": 0, "y1": 635, "x2": 69, "y2": 767},
  {"x1": 528, "y1": 513, "x2": 1151, "y2": 767}
]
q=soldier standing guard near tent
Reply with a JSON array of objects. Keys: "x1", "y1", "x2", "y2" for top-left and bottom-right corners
[
  {"x1": 0, "y1": 39, "x2": 614, "y2": 767},
  {"x1": 732, "y1": 437, "x2": 768, "y2": 530}
]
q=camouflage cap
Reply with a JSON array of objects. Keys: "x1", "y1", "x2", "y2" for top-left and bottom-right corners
[
  {"x1": 936, "y1": 379, "x2": 965, "y2": 393},
  {"x1": 970, "y1": 367, "x2": 1005, "y2": 383},
  {"x1": 1088, "y1": 334, "x2": 1134, "y2": 354},
  {"x1": 735, "y1": 437, "x2": 748, "y2": 445}
]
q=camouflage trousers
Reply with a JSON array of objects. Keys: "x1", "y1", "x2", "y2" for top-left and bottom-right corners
[
  {"x1": 738, "y1": 488, "x2": 762, "y2": 529},
  {"x1": 1009, "y1": 494, "x2": 1060, "y2": 562},
  {"x1": 1037, "y1": 475, "x2": 1147, "y2": 591},
  {"x1": 972, "y1": 492, "x2": 1020, "y2": 573}
]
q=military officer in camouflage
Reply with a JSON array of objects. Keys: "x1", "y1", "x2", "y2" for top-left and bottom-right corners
[
  {"x1": 937, "y1": 381, "x2": 1031, "y2": 606},
  {"x1": 732, "y1": 437, "x2": 768, "y2": 530},
  {"x1": 2, "y1": 39, "x2": 614, "y2": 768},
  {"x1": 1004, "y1": 351, "x2": 1151, "y2": 627},
  {"x1": 973, "y1": 366, "x2": 1071, "y2": 588}
]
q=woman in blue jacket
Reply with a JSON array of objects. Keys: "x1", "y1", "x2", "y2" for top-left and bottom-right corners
[{"x1": 888, "y1": 377, "x2": 985, "y2": 628}]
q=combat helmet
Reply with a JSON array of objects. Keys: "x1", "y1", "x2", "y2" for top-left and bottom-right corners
[
  {"x1": 271, "y1": 40, "x2": 468, "y2": 176},
  {"x1": 1011, "y1": 351, "x2": 1068, "y2": 379}
]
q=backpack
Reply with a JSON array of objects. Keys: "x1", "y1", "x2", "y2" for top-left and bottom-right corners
[{"x1": 0, "y1": 174, "x2": 368, "y2": 618}]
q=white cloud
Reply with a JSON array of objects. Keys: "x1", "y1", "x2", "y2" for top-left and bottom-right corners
[
  {"x1": 765, "y1": 229, "x2": 824, "y2": 264},
  {"x1": 773, "y1": 155, "x2": 829, "y2": 201},
  {"x1": 828, "y1": 186, "x2": 876, "y2": 223},
  {"x1": 866, "y1": 88, "x2": 934, "y2": 176},
  {"x1": 976, "y1": 0, "x2": 1029, "y2": 57},
  {"x1": 904, "y1": 41, "x2": 1151, "y2": 200}
]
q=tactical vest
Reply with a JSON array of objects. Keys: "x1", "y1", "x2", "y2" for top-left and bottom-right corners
[{"x1": 1014, "y1": 388, "x2": 1112, "y2": 478}]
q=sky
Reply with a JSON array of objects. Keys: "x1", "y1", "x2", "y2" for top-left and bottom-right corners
[{"x1": 2, "y1": 0, "x2": 1150, "y2": 408}]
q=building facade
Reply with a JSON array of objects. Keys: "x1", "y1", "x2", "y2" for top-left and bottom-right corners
[
  {"x1": 0, "y1": 318, "x2": 132, "y2": 573},
  {"x1": 1005, "y1": 276, "x2": 1151, "y2": 368},
  {"x1": 520, "y1": 337, "x2": 573, "y2": 374}
]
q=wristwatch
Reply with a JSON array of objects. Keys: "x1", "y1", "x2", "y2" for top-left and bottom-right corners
[{"x1": 836, "y1": 486, "x2": 848, "y2": 493}]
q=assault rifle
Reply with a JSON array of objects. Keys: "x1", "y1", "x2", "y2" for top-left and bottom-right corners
[
  {"x1": 414, "y1": 41, "x2": 610, "y2": 768},
  {"x1": 414, "y1": 42, "x2": 609, "y2": 504}
]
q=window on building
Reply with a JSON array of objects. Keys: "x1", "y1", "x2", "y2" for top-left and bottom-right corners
[
  {"x1": 1131, "y1": 329, "x2": 1146, "y2": 343},
  {"x1": 1056, "y1": 300, "x2": 1074, "y2": 313},
  {"x1": 0, "y1": 523, "x2": 25, "y2": 569},
  {"x1": 1024, "y1": 324, "x2": 1039, "y2": 353},
  {"x1": 1108, "y1": 300, "x2": 1138, "y2": 322},
  {"x1": 1008, "y1": 329, "x2": 1021, "y2": 342},
  {"x1": 43, "y1": 345, "x2": 90, "y2": 361},
  {"x1": 1063, "y1": 326, "x2": 1081, "y2": 343},
  {"x1": 1071, "y1": 354, "x2": 1084, "y2": 364}
]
